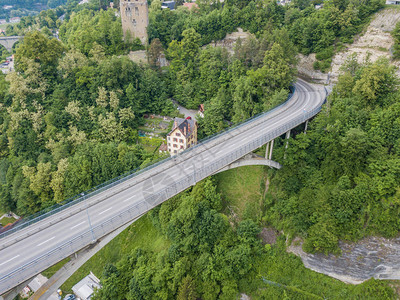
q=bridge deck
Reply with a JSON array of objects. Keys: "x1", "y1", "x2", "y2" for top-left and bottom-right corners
[{"x1": 0, "y1": 79, "x2": 327, "y2": 294}]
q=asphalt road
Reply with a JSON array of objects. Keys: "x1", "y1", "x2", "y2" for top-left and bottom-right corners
[{"x1": 0, "y1": 79, "x2": 327, "y2": 294}]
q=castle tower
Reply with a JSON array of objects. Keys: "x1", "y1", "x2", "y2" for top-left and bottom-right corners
[{"x1": 120, "y1": 0, "x2": 149, "y2": 45}]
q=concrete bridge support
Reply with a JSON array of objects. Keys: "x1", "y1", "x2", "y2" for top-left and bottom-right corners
[
  {"x1": 284, "y1": 130, "x2": 291, "y2": 159},
  {"x1": 215, "y1": 153, "x2": 282, "y2": 174},
  {"x1": 265, "y1": 139, "x2": 274, "y2": 160},
  {"x1": 304, "y1": 120, "x2": 309, "y2": 134},
  {"x1": 0, "y1": 36, "x2": 23, "y2": 52}
]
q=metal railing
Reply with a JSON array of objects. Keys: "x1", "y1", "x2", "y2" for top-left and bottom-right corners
[
  {"x1": 0, "y1": 83, "x2": 328, "y2": 294},
  {"x1": 0, "y1": 86, "x2": 296, "y2": 240},
  {"x1": 0, "y1": 95, "x2": 325, "y2": 293}
]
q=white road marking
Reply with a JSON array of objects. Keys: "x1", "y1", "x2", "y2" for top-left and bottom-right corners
[
  {"x1": 0, "y1": 255, "x2": 20, "y2": 266},
  {"x1": 70, "y1": 221, "x2": 86, "y2": 230},
  {"x1": 123, "y1": 195, "x2": 135, "y2": 203},
  {"x1": 99, "y1": 207, "x2": 113, "y2": 215},
  {"x1": 37, "y1": 236, "x2": 55, "y2": 247}
]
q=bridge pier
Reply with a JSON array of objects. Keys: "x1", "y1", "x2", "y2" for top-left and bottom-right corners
[
  {"x1": 304, "y1": 120, "x2": 309, "y2": 134},
  {"x1": 284, "y1": 130, "x2": 291, "y2": 159},
  {"x1": 264, "y1": 139, "x2": 275, "y2": 160}
]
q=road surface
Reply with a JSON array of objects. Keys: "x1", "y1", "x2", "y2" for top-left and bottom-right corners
[{"x1": 0, "y1": 79, "x2": 327, "y2": 295}]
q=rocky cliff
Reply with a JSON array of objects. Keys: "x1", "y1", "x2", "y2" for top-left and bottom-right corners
[
  {"x1": 288, "y1": 236, "x2": 400, "y2": 284},
  {"x1": 297, "y1": 7, "x2": 400, "y2": 83}
]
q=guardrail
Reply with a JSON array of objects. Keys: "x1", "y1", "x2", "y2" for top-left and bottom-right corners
[
  {"x1": 0, "y1": 86, "x2": 297, "y2": 240},
  {"x1": 0, "y1": 87, "x2": 326, "y2": 294}
]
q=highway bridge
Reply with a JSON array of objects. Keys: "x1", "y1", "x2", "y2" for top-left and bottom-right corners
[{"x1": 0, "y1": 79, "x2": 327, "y2": 295}]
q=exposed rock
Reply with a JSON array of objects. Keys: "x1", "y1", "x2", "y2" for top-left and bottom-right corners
[
  {"x1": 287, "y1": 236, "x2": 400, "y2": 284},
  {"x1": 206, "y1": 28, "x2": 253, "y2": 54},
  {"x1": 240, "y1": 294, "x2": 251, "y2": 300},
  {"x1": 297, "y1": 53, "x2": 328, "y2": 83},
  {"x1": 297, "y1": 8, "x2": 400, "y2": 83}
]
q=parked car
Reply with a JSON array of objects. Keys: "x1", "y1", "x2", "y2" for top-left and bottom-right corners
[{"x1": 64, "y1": 295, "x2": 76, "y2": 300}]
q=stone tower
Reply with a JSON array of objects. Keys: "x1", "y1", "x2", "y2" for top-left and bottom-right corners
[{"x1": 120, "y1": 0, "x2": 149, "y2": 45}]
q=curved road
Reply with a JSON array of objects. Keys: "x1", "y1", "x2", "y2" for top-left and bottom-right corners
[{"x1": 0, "y1": 79, "x2": 327, "y2": 294}]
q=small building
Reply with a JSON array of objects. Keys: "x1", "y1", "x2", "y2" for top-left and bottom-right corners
[
  {"x1": 161, "y1": 1, "x2": 176, "y2": 10},
  {"x1": 386, "y1": 0, "x2": 400, "y2": 4},
  {"x1": 27, "y1": 274, "x2": 48, "y2": 293},
  {"x1": 9, "y1": 17, "x2": 20, "y2": 23},
  {"x1": 159, "y1": 142, "x2": 168, "y2": 153},
  {"x1": 72, "y1": 272, "x2": 101, "y2": 300},
  {"x1": 167, "y1": 117, "x2": 197, "y2": 155}
]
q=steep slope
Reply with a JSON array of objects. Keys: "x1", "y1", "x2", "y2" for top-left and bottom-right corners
[{"x1": 298, "y1": 7, "x2": 400, "y2": 82}]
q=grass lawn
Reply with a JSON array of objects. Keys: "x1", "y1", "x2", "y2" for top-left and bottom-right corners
[
  {"x1": 214, "y1": 165, "x2": 268, "y2": 221},
  {"x1": 42, "y1": 258, "x2": 71, "y2": 279},
  {"x1": 141, "y1": 144, "x2": 158, "y2": 153},
  {"x1": 60, "y1": 215, "x2": 169, "y2": 293},
  {"x1": 0, "y1": 216, "x2": 16, "y2": 226}
]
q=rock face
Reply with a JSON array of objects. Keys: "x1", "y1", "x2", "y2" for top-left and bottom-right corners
[
  {"x1": 206, "y1": 28, "x2": 253, "y2": 54},
  {"x1": 297, "y1": 53, "x2": 328, "y2": 83},
  {"x1": 297, "y1": 8, "x2": 400, "y2": 83},
  {"x1": 287, "y1": 236, "x2": 400, "y2": 284}
]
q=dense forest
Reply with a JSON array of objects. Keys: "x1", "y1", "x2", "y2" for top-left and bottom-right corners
[
  {"x1": 0, "y1": 26, "x2": 171, "y2": 215},
  {"x1": 265, "y1": 56, "x2": 400, "y2": 254},
  {"x1": 91, "y1": 178, "x2": 396, "y2": 299},
  {"x1": 0, "y1": 0, "x2": 303, "y2": 217},
  {"x1": 1, "y1": 0, "x2": 400, "y2": 297}
]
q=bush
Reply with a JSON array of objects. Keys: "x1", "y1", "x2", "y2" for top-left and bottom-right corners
[{"x1": 315, "y1": 47, "x2": 334, "y2": 61}]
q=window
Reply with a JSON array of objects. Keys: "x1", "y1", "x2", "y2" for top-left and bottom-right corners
[
  {"x1": 174, "y1": 150, "x2": 177, "y2": 153},
  {"x1": 179, "y1": 139, "x2": 184, "y2": 143},
  {"x1": 180, "y1": 146, "x2": 184, "y2": 149},
  {"x1": 135, "y1": 7, "x2": 139, "y2": 16},
  {"x1": 173, "y1": 138, "x2": 177, "y2": 142},
  {"x1": 168, "y1": 143, "x2": 171, "y2": 147},
  {"x1": 173, "y1": 144, "x2": 177, "y2": 148},
  {"x1": 167, "y1": 137, "x2": 170, "y2": 140},
  {"x1": 176, "y1": 133, "x2": 181, "y2": 137},
  {"x1": 132, "y1": 19, "x2": 136, "y2": 26}
]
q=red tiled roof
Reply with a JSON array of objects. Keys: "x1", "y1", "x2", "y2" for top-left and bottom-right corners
[{"x1": 183, "y1": 2, "x2": 198, "y2": 10}]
